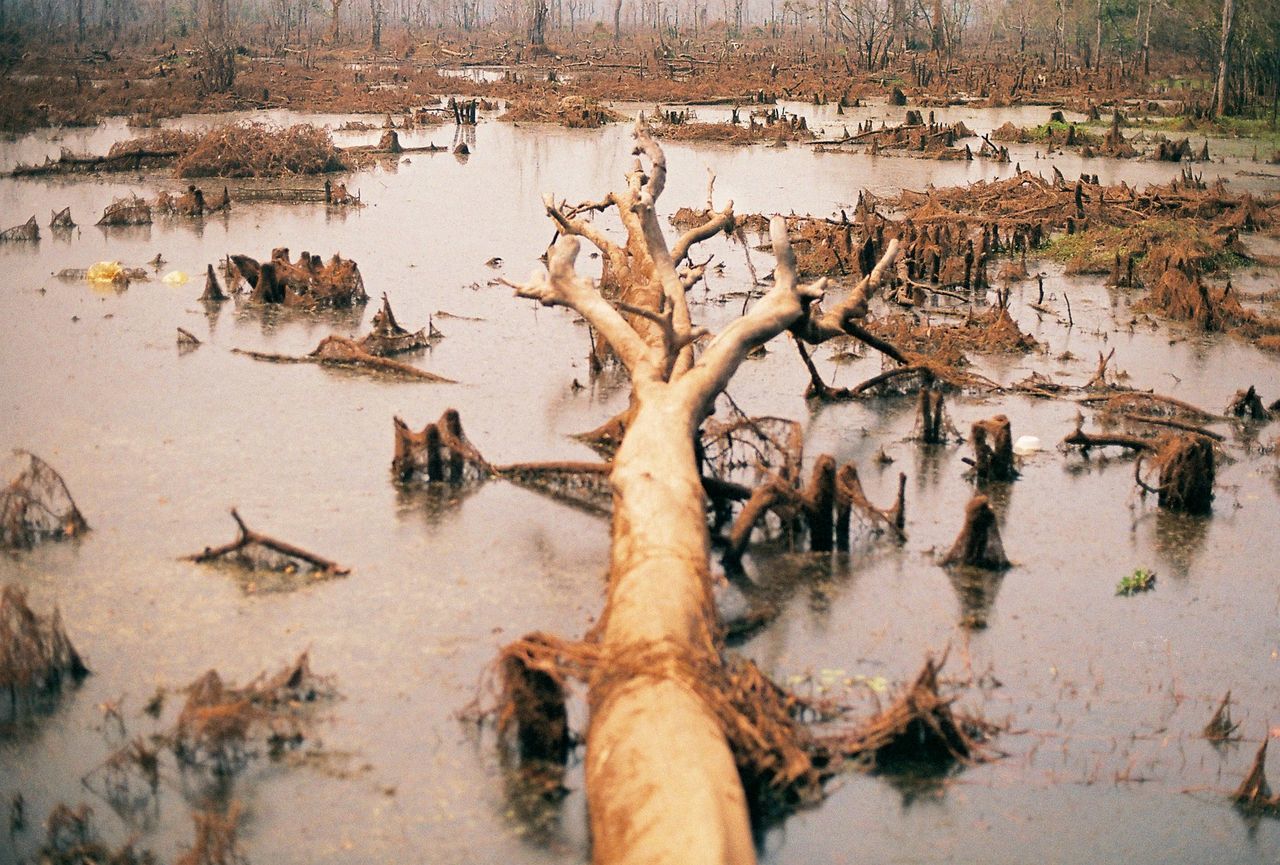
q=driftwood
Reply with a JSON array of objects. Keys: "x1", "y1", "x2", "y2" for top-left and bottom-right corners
[
  {"x1": 942, "y1": 495, "x2": 1009, "y2": 570},
  {"x1": 796, "y1": 340, "x2": 931, "y2": 400},
  {"x1": 1060, "y1": 414, "x2": 1157, "y2": 453},
  {"x1": 176, "y1": 328, "x2": 202, "y2": 349},
  {"x1": 233, "y1": 336, "x2": 453, "y2": 381},
  {"x1": 187, "y1": 509, "x2": 350, "y2": 576}
]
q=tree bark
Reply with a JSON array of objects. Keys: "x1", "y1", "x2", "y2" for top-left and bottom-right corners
[
  {"x1": 1213, "y1": 0, "x2": 1236, "y2": 118},
  {"x1": 511, "y1": 125, "x2": 897, "y2": 864}
]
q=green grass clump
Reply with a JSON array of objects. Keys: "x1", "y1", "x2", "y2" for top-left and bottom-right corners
[{"x1": 1116, "y1": 567, "x2": 1156, "y2": 596}]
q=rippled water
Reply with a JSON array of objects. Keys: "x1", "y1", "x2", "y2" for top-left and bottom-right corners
[{"x1": 1, "y1": 108, "x2": 1278, "y2": 864}]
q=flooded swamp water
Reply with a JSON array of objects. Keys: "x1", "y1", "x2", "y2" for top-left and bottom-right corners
[{"x1": 0, "y1": 106, "x2": 1278, "y2": 864}]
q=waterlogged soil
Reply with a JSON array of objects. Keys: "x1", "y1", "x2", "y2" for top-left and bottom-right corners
[{"x1": 1, "y1": 107, "x2": 1279, "y2": 864}]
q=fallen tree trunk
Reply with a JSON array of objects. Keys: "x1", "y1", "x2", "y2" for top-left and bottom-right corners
[{"x1": 509, "y1": 124, "x2": 898, "y2": 865}]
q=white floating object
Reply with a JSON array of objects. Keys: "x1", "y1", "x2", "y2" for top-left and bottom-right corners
[
  {"x1": 1013, "y1": 435, "x2": 1041, "y2": 456},
  {"x1": 161, "y1": 270, "x2": 189, "y2": 286}
]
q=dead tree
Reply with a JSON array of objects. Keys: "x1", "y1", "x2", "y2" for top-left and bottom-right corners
[{"x1": 506, "y1": 124, "x2": 898, "y2": 865}]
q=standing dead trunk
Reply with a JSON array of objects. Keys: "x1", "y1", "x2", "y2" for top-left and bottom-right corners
[
  {"x1": 509, "y1": 124, "x2": 898, "y2": 865},
  {"x1": 1093, "y1": 0, "x2": 1103, "y2": 71},
  {"x1": 613, "y1": 0, "x2": 622, "y2": 42},
  {"x1": 1213, "y1": 0, "x2": 1236, "y2": 118},
  {"x1": 529, "y1": 0, "x2": 548, "y2": 47},
  {"x1": 330, "y1": 0, "x2": 343, "y2": 43}
]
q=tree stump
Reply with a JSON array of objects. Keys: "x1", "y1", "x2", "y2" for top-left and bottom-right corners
[
  {"x1": 1156, "y1": 434, "x2": 1214, "y2": 514},
  {"x1": 972, "y1": 415, "x2": 1015, "y2": 482},
  {"x1": 942, "y1": 495, "x2": 1010, "y2": 570}
]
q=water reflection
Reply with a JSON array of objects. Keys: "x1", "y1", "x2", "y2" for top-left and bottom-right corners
[
  {"x1": 947, "y1": 564, "x2": 1007, "y2": 630},
  {"x1": 1152, "y1": 508, "x2": 1209, "y2": 580}
]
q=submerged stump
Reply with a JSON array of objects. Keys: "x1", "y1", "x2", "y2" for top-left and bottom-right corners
[
  {"x1": 942, "y1": 495, "x2": 1010, "y2": 570},
  {"x1": 971, "y1": 415, "x2": 1016, "y2": 482},
  {"x1": 1155, "y1": 434, "x2": 1214, "y2": 514}
]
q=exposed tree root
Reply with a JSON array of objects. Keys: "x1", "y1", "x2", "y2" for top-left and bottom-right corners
[
  {"x1": 1, "y1": 450, "x2": 89, "y2": 549},
  {"x1": 35, "y1": 803, "x2": 155, "y2": 865},
  {"x1": 1, "y1": 584, "x2": 89, "y2": 717},
  {"x1": 171, "y1": 652, "x2": 335, "y2": 777},
  {"x1": 471, "y1": 637, "x2": 990, "y2": 826}
]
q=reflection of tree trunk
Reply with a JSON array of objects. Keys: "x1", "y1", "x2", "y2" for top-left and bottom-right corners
[{"x1": 1213, "y1": 0, "x2": 1235, "y2": 118}]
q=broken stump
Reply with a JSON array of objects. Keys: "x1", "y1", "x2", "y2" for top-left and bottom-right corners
[{"x1": 942, "y1": 495, "x2": 1009, "y2": 570}]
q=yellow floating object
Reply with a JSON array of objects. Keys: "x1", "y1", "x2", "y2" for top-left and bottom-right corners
[
  {"x1": 161, "y1": 270, "x2": 189, "y2": 286},
  {"x1": 86, "y1": 260, "x2": 124, "y2": 282}
]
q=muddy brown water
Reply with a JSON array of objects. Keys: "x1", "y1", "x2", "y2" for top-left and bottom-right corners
[{"x1": 1, "y1": 109, "x2": 1278, "y2": 864}]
